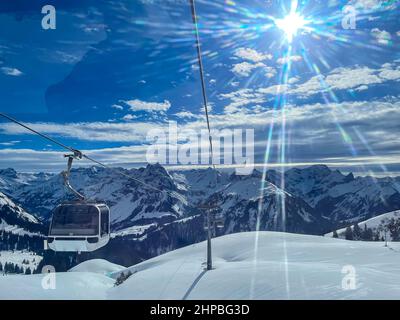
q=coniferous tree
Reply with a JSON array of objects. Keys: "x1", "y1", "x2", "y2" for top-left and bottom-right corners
[
  {"x1": 345, "y1": 226, "x2": 353, "y2": 240},
  {"x1": 5, "y1": 262, "x2": 13, "y2": 274},
  {"x1": 387, "y1": 218, "x2": 400, "y2": 241},
  {"x1": 332, "y1": 230, "x2": 339, "y2": 238},
  {"x1": 114, "y1": 270, "x2": 133, "y2": 286},
  {"x1": 353, "y1": 223, "x2": 362, "y2": 240},
  {"x1": 361, "y1": 225, "x2": 373, "y2": 241}
]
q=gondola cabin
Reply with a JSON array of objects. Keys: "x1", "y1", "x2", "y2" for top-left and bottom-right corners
[{"x1": 46, "y1": 202, "x2": 110, "y2": 252}]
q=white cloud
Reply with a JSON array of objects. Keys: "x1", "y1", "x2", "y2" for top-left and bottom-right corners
[
  {"x1": 0, "y1": 145, "x2": 151, "y2": 172},
  {"x1": 231, "y1": 48, "x2": 276, "y2": 78},
  {"x1": 52, "y1": 51, "x2": 81, "y2": 65},
  {"x1": 397, "y1": 31, "x2": 400, "y2": 37},
  {"x1": 0, "y1": 121, "x2": 161, "y2": 143},
  {"x1": 371, "y1": 28, "x2": 392, "y2": 45},
  {"x1": 219, "y1": 84, "x2": 291, "y2": 113},
  {"x1": 288, "y1": 77, "x2": 300, "y2": 84},
  {"x1": 355, "y1": 85, "x2": 369, "y2": 91},
  {"x1": 234, "y1": 48, "x2": 272, "y2": 63},
  {"x1": 112, "y1": 104, "x2": 124, "y2": 110},
  {"x1": 379, "y1": 68, "x2": 400, "y2": 81},
  {"x1": 220, "y1": 61, "x2": 400, "y2": 113},
  {"x1": 219, "y1": 89, "x2": 266, "y2": 113},
  {"x1": 1, "y1": 67, "x2": 23, "y2": 76},
  {"x1": 122, "y1": 114, "x2": 136, "y2": 121},
  {"x1": 265, "y1": 67, "x2": 277, "y2": 78},
  {"x1": 231, "y1": 62, "x2": 265, "y2": 77},
  {"x1": 324, "y1": 66, "x2": 382, "y2": 90},
  {"x1": 241, "y1": 62, "x2": 400, "y2": 99},
  {"x1": 350, "y1": 0, "x2": 397, "y2": 11},
  {"x1": 258, "y1": 84, "x2": 289, "y2": 95},
  {"x1": 0, "y1": 141, "x2": 20, "y2": 146},
  {"x1": 276, "y1": 55, "x2": 302, "y2": 65},
  {"x1": 175, "y1": 111, "x2": 198, "y2": 119},
  {"x1": 125, "y1": 99, "x2": 171, "y2": 112},
  {"x1": 232, "y1": 62, "x2": 276, "y2": 79},
  {"x1": 351, "y1": 0, "x2": 382, "y2": 9},
  {"x1": 2, "y1": 98, "x2": 400, "y2": 171}
]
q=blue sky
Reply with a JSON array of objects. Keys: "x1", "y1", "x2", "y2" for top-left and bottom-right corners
[{"x1": 0, "y1": 0, "x2": 399, "y2": 174}]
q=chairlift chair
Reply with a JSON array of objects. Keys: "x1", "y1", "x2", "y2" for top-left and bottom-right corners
[
  {"x1": 199, "y1": 201, "x2": 225, "y2": 231},
  {"x1": 214, "y1": 217, "x2": 225, "y2": 229}
]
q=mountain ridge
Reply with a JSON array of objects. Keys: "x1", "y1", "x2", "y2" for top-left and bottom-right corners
[{"x1": 1, "y1": 164, "x2": 400, "y2": 269}]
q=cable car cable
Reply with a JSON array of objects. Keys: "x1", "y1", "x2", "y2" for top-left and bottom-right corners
[
  {"x1": 0, "y1": 112, "x2": 78, "y2": 153},
  {"x1": 82, "y1": 154, "x2": 167, "y2": 194},
  {"x1": 0, "y1": 1, "x2": 216, "y2": 203},
  {"x1": 0, "y1": 112, "x2": 174, "y2": 198},
  {"x1": 189, "y1": 0, "x2": 224, "y2": 271},
  {"x1": 2, "y1": 1, "x2": 221, "y2": 254},
  {"x1": 189, "y1": 0, "x2": 216, "y2": 171}
]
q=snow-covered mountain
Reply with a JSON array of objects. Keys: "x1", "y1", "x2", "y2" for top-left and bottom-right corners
[
  {"x1": 267, "y1": 165, "x2": 400, "y2": 224},
  {"x1": 0, "y1": 191, "x2": 42, "y2": 235},
  {"x1": 0, "y1": 168, "x2": 51, "y2": 194},
  {"x1": 1, "y1": 164, "x2": 400, "y2": 269},
  {"x1": 1, "y1": 164, "x2": 400, "y2": 235},
  {"x1": 2, "y1": 232, "x2": 400, "y2": 300},
  {"x1": 207, "y1": 170, "x2": 328, "y2": 235},
  {"x1": 0, "y1": 192, "x2": 45, "y2": 273},
  {"x1": 10, "y1": 164, "x2": 188, "y2": 228},
  {"x1": 171, "y1": 167, "x2": 231, "y2": 202}
]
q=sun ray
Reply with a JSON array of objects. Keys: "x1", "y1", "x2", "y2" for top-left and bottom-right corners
[{"x1": 274, "y1": 0, "x2": 309, "y2": 43}]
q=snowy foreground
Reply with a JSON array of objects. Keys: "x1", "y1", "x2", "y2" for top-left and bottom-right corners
[{"x1": 1, "y1": 232, "x2": 400, "y2": 300}]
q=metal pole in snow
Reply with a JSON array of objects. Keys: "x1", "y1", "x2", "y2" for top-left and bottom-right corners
[
  {"x1": 199, "y1": 203, "x2": 215, "y2": 271},
  {"x1": 207, "y1": 209, "x2": 212, "y2": 270},
  {"x1": 385, "y1": 231, "x2": 388, "y2": 247}
]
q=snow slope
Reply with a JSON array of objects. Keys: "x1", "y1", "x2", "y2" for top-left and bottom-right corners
[
  {"x1": 325, "y1": 210, "x2": 400, "y2": 239},
  {"x1": 1, "y1": 232, "x2": 400, "y2": 300},
  {"x1": 0, "y1": 273, "x2": 114, "y2": 300},
  {"x1": 0, "y1": 191, "x2": 43, "y2": 236},
  {"x1": 69, "y1": 259, "x2": 125, "y2": 274},
  {"x1": 0, "y1": 220, "x2": 39, "y2": 237},
  {"x1": 0, "y1": 250, "x2": 42, "y2": 273},
  {"x1": 0, "y1": 192, "x2": 38, "y2": 224}
]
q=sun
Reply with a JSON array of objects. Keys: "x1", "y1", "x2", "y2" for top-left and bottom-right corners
[{"x1": 275, "y1": 11, "x2": 308, "y2": 43}]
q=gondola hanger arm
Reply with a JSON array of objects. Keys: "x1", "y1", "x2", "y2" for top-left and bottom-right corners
[{"x1": 62, "y1": 153, "x2": 85, "y2": 201}]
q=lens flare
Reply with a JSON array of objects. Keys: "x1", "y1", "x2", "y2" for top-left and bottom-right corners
[{"x1": 275, "y1": 11, "x2": 308, "y2": 43}]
